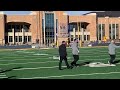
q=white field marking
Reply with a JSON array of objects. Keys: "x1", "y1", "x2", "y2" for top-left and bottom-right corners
[
  {"x1": 0, "y1": 68, "x2": 7, "y2": 78},
  {"x1": 18, "y1": 72, "x2": 120, "y2": 79},
  {"x1": 11, "y1": 62, "x2": 120, "y2": 71},
  {"x1": 13, "y1": 66, "x2": 59, "y2": 70},
  {"x1": 0, "y1": 55, "x2": 106, "y2": 59},
  {"x1": 1, "y1": 56, "x2": 120, "y2": 66},
  {"x1": 0, "y1": 61, "x2": 59, "y2": 65},
  {"x1": 0, "y1": 58, "x2": 111, "y2": 66},
  {"x1": 0, "y1": 77, "x2": 8, "y2": 78},
  {"x1": 0, "y1": 73, "x2": 6, "y2": 75},
  {"x1": 0, "y1": 54, "x2": 110, "y2": 60},
  {"x1": 33, "y1": 54, "x2": 48, "y2": 55},
  {"x1": 16, "y1": 51, "x2": 35, "y2": 53},
  {"x1": 0, "y1": 53, "x2": 107, "y2": 61},
  {"x1": 0, "y1": 75, "x2": 7, "y2": 76}
]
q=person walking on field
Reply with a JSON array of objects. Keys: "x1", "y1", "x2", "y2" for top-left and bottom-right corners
[
  {"x1": 71, "y1": 38, "x2": 79, "y2": 68},
  {"x1": 108, "y1": 40, "x2": 120, "y2": 65},
  {"x1": 58, "y1": 41, "x2": 71, "y2": 70}
]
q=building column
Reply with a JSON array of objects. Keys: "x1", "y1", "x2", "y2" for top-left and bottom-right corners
[
  {"x1": 22, "y1": 28, "x2": 24, "y2": 44},
  {"x1": 43, "y1": 13, "x2": 46, "y2": 45},
  {"x1": 18, "y1": 33, "x2": 19, "y2": 45},
  {"x1": 8, "y1": 35, "x2": 9, "y2": 43},
  {"x1": 111, "y1": 22, "x2": 113, "y2": 39},
  {"x1": 73, "y1": 28, "x2": 76, "y2": 39},
  {"x1": 115, "y1": 23, "x2": 116, "y2": 39},
  {"x1": 98, "y1": 24, "x2": 99, "y2": 40},
  {"x1": 101, "y1": 23, "x2": 102, "y2": 41},
  {"x1": 86, "y1": 31, "x2": 87, "y2": 41},
  {"x1": 54, "y1": 13, "x2": 56, "y2": 45},
  {"x1": 12, "y1": 28, "x2": 15, "y2": 44},
  {"x1": 81, "y1": 28, "x2": 84, "y2": 41}
]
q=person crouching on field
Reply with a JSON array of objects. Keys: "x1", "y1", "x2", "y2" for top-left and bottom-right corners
[{"x1": 108, "y1": 40, "x2": 120, "y2": 65}]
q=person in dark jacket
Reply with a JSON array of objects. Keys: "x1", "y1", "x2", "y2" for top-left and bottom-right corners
[{"x1": 59, "y1": 41, "x2": 70, "y2": 70}]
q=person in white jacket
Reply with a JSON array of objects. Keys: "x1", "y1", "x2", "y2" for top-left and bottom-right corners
[
  {"x1": 71, "y1": 38, "x2": 79, "y2": 67},
  {"x1": 108, "y1": 40, "x2": 120, "y2": 64}
]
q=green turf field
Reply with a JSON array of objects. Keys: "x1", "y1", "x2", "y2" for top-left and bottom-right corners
[{"x1": 0, "y1": 47, "x2": 120, "y2": 79}]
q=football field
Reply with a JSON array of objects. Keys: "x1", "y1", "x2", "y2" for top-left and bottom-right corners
[{"x1": 1, "y1": 47, "x2": 120, "y2": 79}]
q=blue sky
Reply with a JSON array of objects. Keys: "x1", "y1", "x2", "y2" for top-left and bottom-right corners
[{"x1": 2, "y1": 11, "x2": 91, "y2": 15}]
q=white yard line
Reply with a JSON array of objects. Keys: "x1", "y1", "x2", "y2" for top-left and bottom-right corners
[
  {"x1": 0, "y1": 58, "x2": 111, "y2": 65},
  {"x1": 0, "y1": 54, "x2": 110, "y2": 62},
  {"x1": 12, "y1": 62, "x2": 120, "y2": 70},
  {"x1": 13, "y1": 66, "x2": 60, "y2": 70},
  {"x1": 18, "y1": 71, "x2": 120, "y2": 79},
  {"x1": 0, "y1": 68, "x2": 7, "y2": 78},
  {"x1": 0, "y1": 75, "x2": 7, "y2": 76}
]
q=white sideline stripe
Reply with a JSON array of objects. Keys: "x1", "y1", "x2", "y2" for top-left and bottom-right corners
[
  {"x1": 0, "y1": 55, "x2": 111, "y2": 62},
  {"x1": 0, "y1": 61, "x2": 59, "y2": 65},
  {"x1": 0, "y1": 57, "x2": 120, "y2": 66},
  {"x1": 0, "y1": 77, "x2": 8, "y2": 78},
  {"x1": 13, "y1": 66, "x2": 60, "y2": 70},
  {"x1": 18, "y1": 72, "x2": 120, "y2": 79},
  {"x1": 0, "y1": 73, "x2": 6, "y2": 75},
  {"x1": 0, "y1": 75, "x2": 7, "y2": 76},
  {"x1": 0, "y1": 58, "x2": 111, "y2": 65},
  {"x1": 12, "y1": 63, "x2": 120, "y2": 70},
  {"x1": 0, "y1": 68, "x2": 7, "y2": 77}
]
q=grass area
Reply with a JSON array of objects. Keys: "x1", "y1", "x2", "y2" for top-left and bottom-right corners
[{"x1": 0, "y1": 47, "x2": 120, "y2": 79}]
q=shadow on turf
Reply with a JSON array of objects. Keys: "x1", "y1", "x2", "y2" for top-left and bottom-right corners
[
  {"x1": 1, "y1": 76, "x2": 17, "y2": 79},
  {"x1": 0, "y1": 67, "x2": 22, "y2": 73},
  {"x1": 78, "y1": 61, "x2": 92, "y2": 66},
  {"x1": 62, "y1": 61, "x2": 92, "y2": 70},
  {"x1": 113, "y1": 60, "x2": 120, "y2": 64}
]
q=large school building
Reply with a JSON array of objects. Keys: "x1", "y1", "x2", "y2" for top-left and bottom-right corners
[{"x1": 0, "y1": 11, "x2": 120, "y2": 46}]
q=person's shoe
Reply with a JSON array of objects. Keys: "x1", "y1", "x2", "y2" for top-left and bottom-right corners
[
  {"x1": 59, "y1": 68, "x2": 63, "y2": 70},
  {"x1": 69, "y1": 66, "x2": 73, "y2": 69},
  {"x1": 110, "y1": 64, "x2": 116, "y2": 66},
  {"x1": 108, "y1": 61, "x2": 111, "y2": 64},
  {"x1": 71, "y1": 63, "x2": 75, "y2": 66},
  {"x1": 75, "y1": 64, "x2": 79, "y2": 67}
]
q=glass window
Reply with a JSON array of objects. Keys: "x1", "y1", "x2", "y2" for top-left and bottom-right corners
[
  {"x1": 56, "y1": 19, "x2": 58, "y2": 33},
  {"x1": 9, "y1": 36, "x2": 13, "y2": 42},
  {"x1": 102, "y1": 24, "x2": 105, "y2": 37},
  {"x1": 28, "y1": 36, "x2": 31, "y2": 42},
  {"x1": 97, "y1": 24, "x2": 105, "y2": 40},
  {"x1": 23, "y1": 25, "x2": 29, "y2": 32},
  {"x1": 112, "y1": 24, "x2": 115, "y2": 28},
  {"x1": 19, "y1": 36, "x2": 22, "y2": 42},
  {"x1": 116, "y1": 24, "x2": 119, "y2": 39},
  {"x1": 84, "y1": 35, "x2": 86, "y2": 40},
  {"x1": 8, "y1": 25, "x2": 12, "y2": 32},
  {"x1": 87, "y1": 35, "x2": 90, "y2": 41},
  {"x1": 8, "y1": 25, "x2": 12, "y2": 29},
  {"x1": 24, "y1": 36, "x2": 27, "y2": 43},
  {"x1": 42, "y1": 19, "x2": 44, "y2": 31}
]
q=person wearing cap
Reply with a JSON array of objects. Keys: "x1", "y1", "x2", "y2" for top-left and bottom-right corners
[
  {"x1": 58, "y1": 41, "x2": 71, "y2": 70},
  {"x1": 108, "y1": 40, "x2": 120, "y2": 65},
  {"x1": 71, "y1": 38, "x2": 79, "y2": 67}
]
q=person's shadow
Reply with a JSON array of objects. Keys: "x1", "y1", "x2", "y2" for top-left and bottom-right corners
[
  {"x1": 77, "y1": 61, "x2": 91, "y2": 66},
  {"x1": 0, "y1": 67, "x2": 22, "y2": 79},
  {"x1": 2, "y1": 76, "x2": 17, "y2": 79},
  {"x1": 0, "y1": 67, "x2": 22, "y2": 73},
  {"x1": 113, "y1": 60, "x2": 120, "y2": 64}
]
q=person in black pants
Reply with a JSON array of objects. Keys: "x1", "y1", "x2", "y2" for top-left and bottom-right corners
[
  {"x1": 71, "y1": 38, "x2": 79, "y2": 67},
  {"x1": 108, "y1": 40, "x2": 120, "y2": 65},
  {"x1": 59, "y1": 41, "x2": 70, "y2": 70}
]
